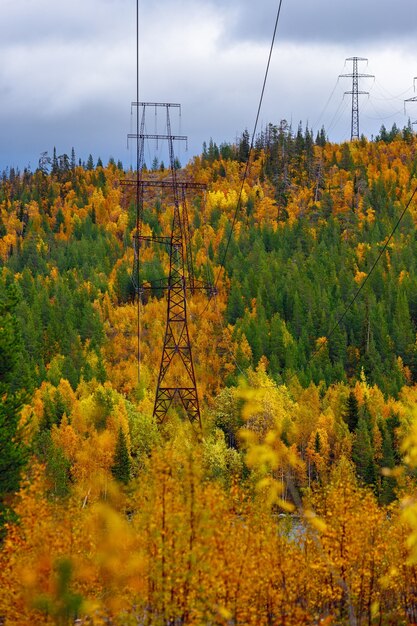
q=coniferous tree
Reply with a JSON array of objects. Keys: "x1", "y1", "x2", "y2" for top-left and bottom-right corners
[
  {"x1": 344, "y1": 390, "x2": 359, "y2": 433},
  {"x1": 111, "y1": 427, "x2": 131, "y2": 484},
  {"x1": 86, "y1": 154, "x2": 94, "y2": 171},
  {"x1": 54, "y1": 207, "x2": 65, "y2": 233},
  {"x1": 0, "y1": 282, "x2": 27, "y2": 538},
  {"x1": 0, "y1": 215, "x2": 6, "y2": 238},
  {"x1": 238, "y1": 130, "x2": 250, "y2": 162},
  {"x1": 51, "y1": 147, "x2": 58, "y2": 175},
  {"x1": 315, "y1": 126, "x2": 327, "y2": 147},
  {"x1": 352, "y1": 417, "x2": 376, "y2": 486},
  {"x1": 379, "y1": 421, "x2": 396, "y2": 504},
  {"x1": 226, "y1": 281, "x2": 245, "y2": 325}
]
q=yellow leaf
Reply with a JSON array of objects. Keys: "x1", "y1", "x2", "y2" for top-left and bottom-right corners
[{"x1": 304, "y1": 509, "x2": 327, "y2": 533}]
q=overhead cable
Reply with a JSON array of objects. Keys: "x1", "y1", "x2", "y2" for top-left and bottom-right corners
[
  {"x1": 198, "y1": 0, "x2": 285, "y2": 318},
  {"x1": 301, "y1": 182, "x2": 417, "y2": 374}
]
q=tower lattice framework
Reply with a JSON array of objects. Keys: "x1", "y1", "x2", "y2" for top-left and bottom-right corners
[
  {"x1": 125, "y1": 102, "x2": 212, "y2": 428},
  {"x1": 339, "y1": 57, "x2": 374, "y2": 140}
]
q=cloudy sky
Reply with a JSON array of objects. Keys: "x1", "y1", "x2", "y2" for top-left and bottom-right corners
[{"x1": 1, "y1": 0, "x2": 417, "y2": 171}]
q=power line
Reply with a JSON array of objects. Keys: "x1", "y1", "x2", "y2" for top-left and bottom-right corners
[
  {"x1": 362, "y1": 100, "x2": 405, "y2": 122},
  {"x1": 228, "y1": 181, "x2": 417, "y2": 390},
  {"x1": 300, "y1": 182, "x2": 417, "y2": 376},
  {"x1": 326, "y1": 96, "x2": 349, "y2": 135},
  {"x1": 312, "y1": 63, "x2": 349, "y2": 132},
  {"x1": 313, "y1": 77, "x2": 340, "y2": 130},
  {"x1": 371, "y1": 79, "x2": 413, "y2": 102},
  {"x1": 192, "y1": 12, "x2": 415, "y2": 388},
  {"x1": 197, "y1": 0, "x2": 285, "y2": 319}
]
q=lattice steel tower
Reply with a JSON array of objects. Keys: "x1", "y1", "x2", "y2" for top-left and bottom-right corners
[
  {"x1": 125, "y1": 102, "x2": 212, "y2": 428},
  {"x1": 339, "y1": 57, "x2": 374, "y2": 140}
]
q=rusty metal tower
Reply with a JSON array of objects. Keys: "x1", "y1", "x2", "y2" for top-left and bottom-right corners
[
  {"x1": 125, "y1": 102, "x2": 212, "y2": 428},
  {"x1": 339, "y1": 57, "x2": 374, "y2": 140}
]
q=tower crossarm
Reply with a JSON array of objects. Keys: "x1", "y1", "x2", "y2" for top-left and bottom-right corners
[
  {"x1": 345, "y1": 56, "x2": 368, "y2": 62},
  {"x1": 121, "y1": 179, "x2": 207, "y2": 191},
  {"x1": 339, "y1": 74, "x2": 374, "y2": 79},
  {"x1": 128, "y1": 133, "x2": 187, "y2": 142},
  {"x1": 131, "y1": 102, "x2": 181, "y2": 108}
]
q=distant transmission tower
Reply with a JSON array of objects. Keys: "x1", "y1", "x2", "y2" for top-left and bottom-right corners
[
  {"x1": 339, "y1": 57, "x2": 374, "y2": 140},
  {"x1": 124, "y1": 103, "x2": 213, "y2": 428},
  {"x1": 404, "y1": 77, "x2": 417, "y2": 125}
]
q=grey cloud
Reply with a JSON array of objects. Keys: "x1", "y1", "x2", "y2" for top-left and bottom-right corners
[
  {"x1": 207, "y1": 0, "x2": 417, "y2": 46},
  {"x1": 0, "y1": 103, "x2": 130, "y2": 172},
  {"x1": 2, "y1": 0, "x2": 417, "y2": 171},
  {"x1": 1, "y1": 0, "x2": 131, "y2": 47}
]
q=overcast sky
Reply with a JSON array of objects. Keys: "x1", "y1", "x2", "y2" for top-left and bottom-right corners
[{"x1": 1, "y1": 0, "x2": 417, "y2": 172}]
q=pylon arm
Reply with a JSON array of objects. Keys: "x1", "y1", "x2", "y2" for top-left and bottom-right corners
[
  {"x1": 135, "y1": 235, "x2": 171, "y2": 245},
  {"x1": 131, "y1": 102, "x2": 181, "y2": 108},
  {"x1": 128, "y1": 133, "x2": 187, "y2": 142},
  {"x1": 339, "y1": 73, "x2": 374, "y2": 79},
  {"x1": 345, "y1": 56, "x2": 368, "y2": 61},
  {"x1": 121, "y1": 179, "x2": 207, "y2": 191},
  {"x1": 136, "y1": 277, "x2": 215, "y2": 293}
]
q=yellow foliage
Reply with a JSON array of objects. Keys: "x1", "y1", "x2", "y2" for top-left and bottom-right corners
[{"x1": 354, "y1": 268, "x2": 367, "y2": 284}]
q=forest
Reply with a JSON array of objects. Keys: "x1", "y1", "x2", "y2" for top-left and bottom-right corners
[{"x1": 2, "y1": 122, "x2": 417, "y2": 624}]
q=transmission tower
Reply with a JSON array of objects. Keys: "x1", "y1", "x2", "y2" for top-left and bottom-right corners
[
  {"x1": 124, "y1": 102, "x2": 213, "y2": 428},
  {"x1": 339, "y1": 57, "x2": 374, "y2": 140},
  {"x1": 404, "y1": 77, "x2": 417, "y2": 125}
]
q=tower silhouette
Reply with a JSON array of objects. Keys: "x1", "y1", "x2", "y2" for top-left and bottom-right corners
[{"x1": 339, "y1": 57, "x2": 374, "y2": 140}]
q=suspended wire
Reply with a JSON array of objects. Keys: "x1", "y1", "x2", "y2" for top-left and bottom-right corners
[
  {"x1": 313, "y1": 77, "x2": 340, "y2": 131},
  {"x1": 214, "y1": 0, "x2": 284, "y2": 270},
  {"x1": 225, "y1": 182, "x2": 417, "y2": 391},
  {"x1": 362, "y1": 107, "x2": 405, "y2": 122},
  {"x1": 362, "y1": 96, "x2": 405, "y2": 122},
  {"x1": 293, "y1": 183, "x2": 417, "y2": 382},
  {"x1": 326, "y1": 96, "x2": 349, "y2": 135},
  {"x1": 372, "y1": 78, "x2": 414, "y2": 101},
  {"x1": 197, "y1": 0, "x2": 284, "y2": 319},
  {"x1": 312, "y1": 64, "x2": 348, "y2": 132}
]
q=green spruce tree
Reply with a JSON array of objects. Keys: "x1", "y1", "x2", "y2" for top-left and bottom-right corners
[
  {"x1": 352, "y1": 416, "x2": 376, "y2": 486},
  {"x1": 0, "y1": 281, "x2": 27, "y2": 538},
  {"x1": 111, "y1": 427, "x2": 131, "y2": 484},
  {"x1": 344, "y1": 390, "x2": 359, "y2": 433}
]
